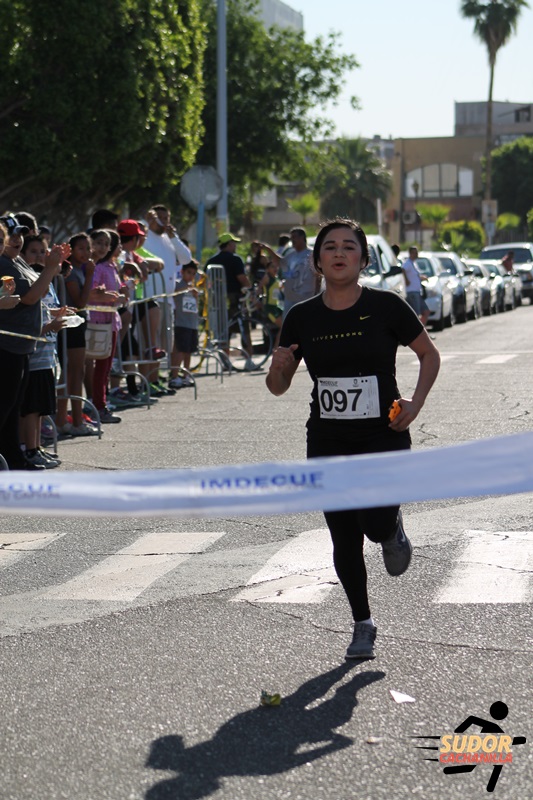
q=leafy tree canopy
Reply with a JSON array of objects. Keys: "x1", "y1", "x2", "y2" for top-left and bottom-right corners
[
  {"x1": 0, "y1": 0, "x2": 206, "y2": 226},
  {"x1": 197, "y1": 0, "x2": 359, "y2": 195},
  {"x1": 491, "y1": 136, "x2": 533, "y2": 221},
  {"x1": 317, "y1": 138, "x2": 391, "y2": 224}
]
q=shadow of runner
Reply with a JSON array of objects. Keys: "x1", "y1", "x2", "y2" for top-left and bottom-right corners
[{"x1": 145, "y1": 664, "x2": 385, "y2": 799}]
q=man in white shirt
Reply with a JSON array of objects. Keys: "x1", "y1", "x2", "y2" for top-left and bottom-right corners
[
  {"x1": 144, "y1": 205, "x2": 191, "y2": 297},
  {"x1": 402, "y1": 246, "x2": 424, "y2": 317}
]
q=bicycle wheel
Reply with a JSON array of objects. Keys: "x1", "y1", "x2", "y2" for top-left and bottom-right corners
[
  {"x1": 189, "y1": 322, "x2": 209, "y2": 372},
  {"x1": 226, "y1": 314, "x2": 273, "y2": 371}
]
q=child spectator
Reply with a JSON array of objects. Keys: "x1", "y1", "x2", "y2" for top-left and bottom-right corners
[
  {"x1": 169, "y1": 261, "x2": 199, "y2": 388},
  {"x1": 89, "y1": 229, "x2": 124, "y2": 423},
  {"x1": 55, "y1": 232, "x2": 98, "y2": 436},
  {"x1": 20, "y1": 235, "x2": 67, "y2": 468},
  {"x1": 256, "y1": 260, "x2": 284, "y2": 348}
]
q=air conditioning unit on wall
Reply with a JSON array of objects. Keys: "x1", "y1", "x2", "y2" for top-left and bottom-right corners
[{"x1": 402, "y1": 211, "x2": 417, "y2": 225}]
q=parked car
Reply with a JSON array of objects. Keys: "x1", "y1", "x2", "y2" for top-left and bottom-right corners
[
  {"x1": 433, "y1": 251, "x2": 480, "y2": 322},
  {"x1": 479, "y1": 242, "x2": 533, "y2": 303},
  {"x1": 480, "y1": 260, "x2": 515, "y2": 312},
  {"x1": 464, "y1": 259, "x2": 499, "y2": 316},
  {"x1": 399, "y1": 251, "x2": 454, "y2": 329},
  {"x1": 362, "y1": 235, "x2": 406, "y2": 299}
]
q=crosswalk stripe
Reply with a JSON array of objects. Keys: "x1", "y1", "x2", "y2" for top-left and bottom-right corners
[
  {"x1": 435, "y1": 530, "x2": 532, "y2": 604},
  {"x1": 232, "y1": 528, "x2": 337, "y2": 604},
  {"x1": 0, "y1": 533, "x2": 66, "y2": 568},
  {"x1": 42, "y1": 531, "x2": 226, "y2": 602},
  {"x1": 477, "y1": 354, "x2": 518, "y2": 364}
]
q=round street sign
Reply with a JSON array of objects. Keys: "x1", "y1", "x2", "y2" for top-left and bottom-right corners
[{"x1": 180, "y1": 166, "x2": 223, "y2": 211}]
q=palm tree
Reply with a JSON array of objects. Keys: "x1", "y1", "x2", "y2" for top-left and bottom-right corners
[
  {"x1": 417, "y1": 203, "x2": 451, "y2": 242},
  {"x1": 319, "y1": 138, "x2": 392, "y2": 223},
  {"x1": 287, "y1": 192, "x2": 320, "y2": 225},
  {"x1": 460, "y1": 0, "x2": 529, "y2": 200}
]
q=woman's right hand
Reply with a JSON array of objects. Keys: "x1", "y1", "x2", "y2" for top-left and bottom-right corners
[{"x1": 270, "y1": 344, "x2": 298, "y2": 372}]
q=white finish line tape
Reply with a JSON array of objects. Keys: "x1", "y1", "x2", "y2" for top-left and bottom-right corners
[{"x1": 1, "y1": 432, "x2": 533, "y2": 518}]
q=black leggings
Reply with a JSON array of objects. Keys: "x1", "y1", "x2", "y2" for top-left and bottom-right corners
[{"x1": 307, "y1": 428, "x2": 410, "y2": 622}]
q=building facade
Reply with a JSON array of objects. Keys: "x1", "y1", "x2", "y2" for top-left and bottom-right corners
[{"x1": 256, "y1": 0, "x2": 303, "y2": 31}]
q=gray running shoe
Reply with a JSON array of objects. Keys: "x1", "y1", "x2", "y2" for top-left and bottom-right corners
[
  {"x1": 381, "y1": 510, "x2": 412, "y2": 576},
  {"x1": 346, "y1": 622, "x2": 377, "y2": 660}
]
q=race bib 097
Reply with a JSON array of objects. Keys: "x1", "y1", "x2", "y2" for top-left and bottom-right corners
[{"x1": 317, "y1": 376, "x2": 380, "y2": 420}]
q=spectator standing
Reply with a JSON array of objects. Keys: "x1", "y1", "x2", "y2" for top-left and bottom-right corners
[
  {"x1": 144, "y1": 205, "x2": 191, "y2": 297},
  {"x1": 89, "y1": 230, "x2": 124, "y2": 424},
  {"x1": 501, "y1": 250, "x2": 515, "y2": 274},
  {"x1": 256, "y1": 260, "x2": 284, "y2": 348},
  {"x1": 90, "y1": 209, "x2": 119, "y2": 232},
  {"x1": 261, "y1": 227, "x2": 320, "y2": 318},
  {"x1": 19, "y1": 235, "x2": 66, "y2": 468},
  {"x1": 55, "y1": 232, "x2": 97, "y2": 436},
  {"x1": 0, "y1": 214, "x2": 67, "y2": 468},
  {"x1": 205, "y1": 233, "x2": 250, "y2": 319},
  {"x1": 401, "y1": 246, "x2": 424, "y2": 318},
  {"x1": 169, "y1": 261, "x2": 199, "y2": 388}
]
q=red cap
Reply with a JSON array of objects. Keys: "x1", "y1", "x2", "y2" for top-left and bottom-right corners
[{"x1": 117, "y1": 219, "x2": 144, "y2": 237}]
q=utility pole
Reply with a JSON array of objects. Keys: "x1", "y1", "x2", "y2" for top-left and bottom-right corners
[{"x1": 216, "y1": 0, "x2": 228, "y2": 232}]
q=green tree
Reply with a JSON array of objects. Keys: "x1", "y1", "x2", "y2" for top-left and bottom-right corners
[
  {"x1": 417, "y1": 203, "x2": 451, "y2": 242},
  {"x1": 441, "y1": 220, "x2": 486, "y2": 252},
  {"x1": 318, "y1": 138, "x2": 392, "y2": 224},
  {"x1": 460, "y1": 0, "x2": 529, "y2": 200},
  {"x1": 287, "y1": 193, "x2": 320, "y2": 225},
  {"x1": 198, "y1": 0, "x2": 358, "y2": 197},
  {"x1": 496, "y1": 211, "x2": 521, "y2": 231},
  {"x1": 527, "y1": 207, "x2": 533, "y2": 238},
  {"x1": 0, "y1": 0, "x2": 206, "y2": 229},
  {"x1": 491, "y1": 136, "x2": 533, "y2": 222}
]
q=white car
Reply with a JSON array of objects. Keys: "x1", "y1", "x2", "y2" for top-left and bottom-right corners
[
  {"x1": 362, "y1": 235, "x2": 406, "y2": 299},
  {"x1": 400, "y1": 251, "x2": 454, "y2": 330},
  {"x1": 479, "y1": 242, "x2": 533, "y2": 303}
]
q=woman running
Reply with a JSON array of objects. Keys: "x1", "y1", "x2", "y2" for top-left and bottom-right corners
[{"x1": 266, "y1": 218, "x2": 440, "y2": 660}]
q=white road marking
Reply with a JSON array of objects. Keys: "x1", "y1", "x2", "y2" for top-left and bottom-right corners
[
  {"x1": 477, "y1": 354, "x2": 518, "y2": 364},
  {"x1": 42, "y1": 531, "x2": 226, "y2": 602},
  {"x1": 0, "y1": 532, "x2": 66, "y2": 568},
  {"x1": 232, "y1": 528, "x2": 337, "y2": 603},
  {"x1": 436, "y1": 530, "x2": 532, "y2": 604}
]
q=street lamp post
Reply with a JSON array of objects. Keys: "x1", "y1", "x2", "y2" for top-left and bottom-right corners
[
  {"x1": 412, "y1": 179, "x2": 420, "y2": 246},
  {"x1": 216, "y1": 0, "x2": 228, "y2": 232}
]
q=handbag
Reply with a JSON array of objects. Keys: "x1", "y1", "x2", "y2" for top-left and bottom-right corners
[{"x1": 85, "y1": 321, "x2": 113, "y2": 359}]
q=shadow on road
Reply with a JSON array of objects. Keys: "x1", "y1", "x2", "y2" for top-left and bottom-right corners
[{"x1": 145, "y1": 663, "x2": 385, "y2": 799}]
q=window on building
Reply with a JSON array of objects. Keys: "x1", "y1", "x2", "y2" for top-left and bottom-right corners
[{"x1": 405, "y1": 164, "x2": 473, "y2": 198}]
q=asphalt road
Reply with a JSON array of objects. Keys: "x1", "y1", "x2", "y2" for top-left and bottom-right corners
[{"x1": 0, "y1": 304, "x2": 532, "y2": 800}]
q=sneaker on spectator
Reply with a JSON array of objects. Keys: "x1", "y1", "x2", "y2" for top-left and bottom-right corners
[
  {"x1": 157, "y1": 379, "x2": 176, "y2": 395},
  {"x1": 110, "y1": 359, "x2": 126, "y2": 377},
  {"x1": 182, "y1": 375, "x2": 195, "y2": 387},
  {"x1": 108, "y1": 389, "x2": 140, "y2": 408},
  {"x1": 168, "y1": 377, "x2": 184, "y2": 389},
  {"x1": 148, "y1": 382, "x2": 165, "y2": 397},
  {"x1": 145, "y1": 347, "x2": 166, "y2": 360},
  {"x1": 25, "y1": 449, "x2": 60, "y2": 469},
  {"x1": 70, "y1": 422, "x2": 101, "y2": 437},
  {"x1": 98, "y1": 406, "x2": 122, "y2": 424},
  {"x1": 39, "y1": 447, "x2": 61, "y2": 464},
  {"x1": 244, "y1": 358, "x2": 256, "y2": 371}
]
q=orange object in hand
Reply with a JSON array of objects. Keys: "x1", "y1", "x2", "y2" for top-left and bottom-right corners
[{"x1": 388, "y1": 400, "x2": 402, "y2": 422}]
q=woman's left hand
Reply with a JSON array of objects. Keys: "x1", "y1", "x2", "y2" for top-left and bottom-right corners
[{"x1": 388, "y1": 397, "x2": 423, "y2": 432}]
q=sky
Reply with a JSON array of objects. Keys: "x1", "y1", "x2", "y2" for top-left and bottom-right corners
[{"x1": 293, "y1": 0, "x2": 533, "y2": 140}]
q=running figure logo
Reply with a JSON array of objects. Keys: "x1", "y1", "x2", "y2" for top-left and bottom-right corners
[{"x1": 413, "y1": 701, "x2": 526, "y2": 793}]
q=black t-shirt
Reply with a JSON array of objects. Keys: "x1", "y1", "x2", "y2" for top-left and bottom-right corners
[
  {"x1": 205, "y1": 250, "x2": 245, "y2": 294},
  {"x1": 0, "y1": 255, "x2": 41, "y2": 354},
  {"x1": 280, "y1": 287, "x2": 423, "y2": 441}
]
